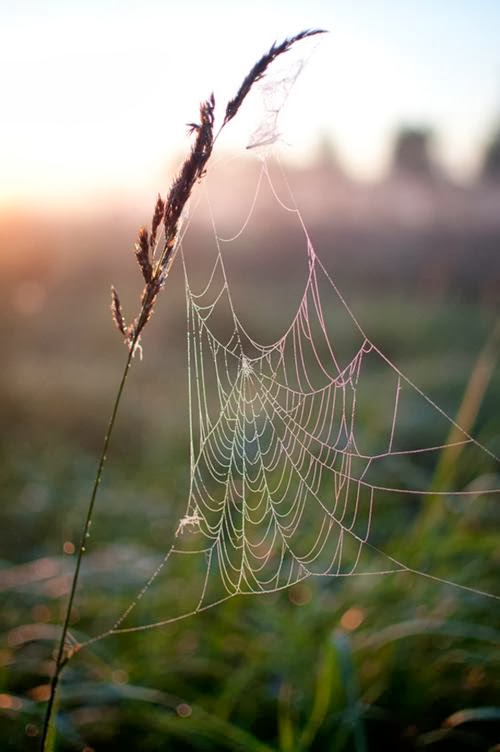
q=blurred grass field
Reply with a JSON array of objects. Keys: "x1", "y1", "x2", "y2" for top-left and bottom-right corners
[{"x1": 1, "y1": 190, "x2": 499, "y2": 751}]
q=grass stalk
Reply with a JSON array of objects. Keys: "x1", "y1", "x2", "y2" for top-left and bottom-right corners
[
  {"x1": 40, "y1": 343, "x2": 135, "y2": 750},
  {"x1": 38, "y1": 29, "x2": 325, "y2": 751},
  {"x1": 415, "y1": 317, "x2": 500, "y2": 537}
]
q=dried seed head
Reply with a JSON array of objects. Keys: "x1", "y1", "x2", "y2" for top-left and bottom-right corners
[
  {"x1": 135, "y1": 226, "x2": 153, "y2": 283},
  {"x1": 110, "y1": 286, "x2": 127, "y2": 337},
  {"x1": 150, "y1": 194, "x2": 165, "y2": 249},
  {"x1": 223, "y1": 29, "x2": 326, "y2": 127},
  {"x1": 161, "y1": 94, "x2": 215, "y2": 270},
  {"x1": 111, "y1": 33, "x2": 322, "y2": 351}
]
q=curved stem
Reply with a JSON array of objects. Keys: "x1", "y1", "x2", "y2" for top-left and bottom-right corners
[
  {"x1": 38, "y1": 33, "x2": 319, "y2": 748},
  {"x1": 40, "y1": 344, "x2": 136, "y2": 750}
]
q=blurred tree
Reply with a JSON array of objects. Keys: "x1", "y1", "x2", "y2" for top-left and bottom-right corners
[
  {"x1": 481, "y1": 124, "x2": 500, "y2": 181},
  {"x1": 313, "y1": 133, "x2": 347, "y2": 180},
  {"x1": 390, "y1": 126, "x2": 438, "y2": 180}
]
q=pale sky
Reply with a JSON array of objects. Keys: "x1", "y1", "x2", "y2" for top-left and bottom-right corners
[{"x1": 1, "y1": 0, "x2": 500, "y2": 208}]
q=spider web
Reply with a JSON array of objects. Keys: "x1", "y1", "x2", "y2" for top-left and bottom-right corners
[{"x1": 81, "y1": 155, "x2": 499, "y2": 649}]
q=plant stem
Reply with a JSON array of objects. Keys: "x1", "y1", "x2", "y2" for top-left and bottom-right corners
[
  {"x1": 41, "y1": 343, "x2": 136, "y2": 751},
  {"x1": 39, "y1": 32, "x2": 322, "y2": 748}
]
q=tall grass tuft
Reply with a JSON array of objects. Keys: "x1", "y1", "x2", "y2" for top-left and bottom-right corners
[{"x1": 40, "y1": 29, "x2": 326, "y2": 751}]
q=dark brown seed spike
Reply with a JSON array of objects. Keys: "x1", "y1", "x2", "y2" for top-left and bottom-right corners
[
  {"x1": 110, "y1": 286, "x2": 127, "y2": 337},
  {"x1": 150, "y1": 194, "x2": 165, "y2": 249},
  {"x1": 114, "y1": 34, "x2": 323, "y2": 349},
  {"x1": 223, "y1": 29, "x2": 326, "y2": 127},
  {"x1": 160, "y1": 94, "x2": 215, "y2": 272},
  {"x1": 129, "y1": 96, "x2": 216, "y2": 345},
  {"x1": 135, "y1": 226, "x2": 153, "y2": 283}
]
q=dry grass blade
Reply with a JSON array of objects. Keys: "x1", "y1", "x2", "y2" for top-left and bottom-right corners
[{"x1": 223, "y1": 29, "x2": 326, "y2": 127}]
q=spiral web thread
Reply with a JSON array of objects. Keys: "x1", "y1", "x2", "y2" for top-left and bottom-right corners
[{"x1": 79, "y1": 157, "x2": 499, "y2": 649}]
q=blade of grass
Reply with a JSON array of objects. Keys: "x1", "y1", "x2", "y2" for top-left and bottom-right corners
[
  {"x1": 299, "y1": 639, "x2": 337, "y2": 750},
  {"x1": 358, "y1": 618, "x2": 500, "y2": 651},
  {"x1": 278, "y1": 682, "x2": 296, "y2": 752},
  {"x1": 330, "y1": 630, "x2": 367, "y2": 752},
  {"x1": 444, "y1": 706, "x2": 500, "y2": 727},
  {"x1": 417, "y1": 318, "x2": 500, "y2": 535}
]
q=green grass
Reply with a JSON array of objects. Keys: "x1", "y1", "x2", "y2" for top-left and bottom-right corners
[{"x1": 1, "y1": 285, "x2": 499, "y2": 751}]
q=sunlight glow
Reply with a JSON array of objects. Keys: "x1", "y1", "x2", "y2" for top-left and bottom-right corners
[{"x1": 1, "y1": 1, "x2": 499, "y2": 208}]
